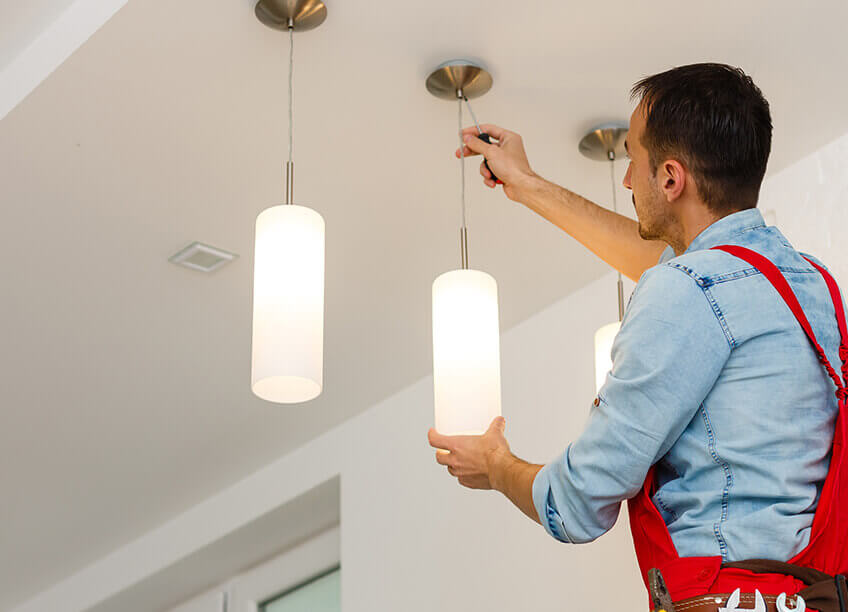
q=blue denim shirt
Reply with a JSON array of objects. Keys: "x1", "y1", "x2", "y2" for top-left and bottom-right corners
[{"x1": 532, "y1": 208, "x2": 842, "y2": 561}]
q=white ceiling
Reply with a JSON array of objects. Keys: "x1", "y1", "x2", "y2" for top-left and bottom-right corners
[{"x1": 2, "y1": 0, "x2": 848, "y2": 609}]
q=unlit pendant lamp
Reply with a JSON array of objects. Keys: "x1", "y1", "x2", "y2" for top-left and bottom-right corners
[
  {"x1": 427, "y1": 61, "x2": 502, "y2": 436},
  {"x1": 251, "y1": 0, "x2": 327, "y2": 403},
  {"x1": 578, "y1": 124, "x2": 629, "y2": 393}
]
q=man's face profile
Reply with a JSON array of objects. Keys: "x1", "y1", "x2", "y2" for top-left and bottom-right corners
[{"x1": 624, "y1": 104, "x2": 672, "y2": 243}]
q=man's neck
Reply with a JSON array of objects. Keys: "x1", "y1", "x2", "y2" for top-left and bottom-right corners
[{"x1": 671, "y1": 204, "x2": 724, "y2": 256}]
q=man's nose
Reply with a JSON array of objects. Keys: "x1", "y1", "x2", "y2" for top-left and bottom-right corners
[{"x1": 622, "y1": 163, "x2": 633, "y2": 190}]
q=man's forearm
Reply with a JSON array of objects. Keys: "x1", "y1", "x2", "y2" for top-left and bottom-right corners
[
  {"x1": 516, "y1": 174, "x2": 665, "y2": 282},
  {"x1": 490, "y1": 450, "x2": 543, "y2": 524}
]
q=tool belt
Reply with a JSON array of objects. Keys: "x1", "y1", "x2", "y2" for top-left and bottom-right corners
[
  {"x1": 653, "y1": 560, "x2": 848, "y2": 612},
  {"x1": 670, "y1": 591, "x2": 802, "y2": 612}
]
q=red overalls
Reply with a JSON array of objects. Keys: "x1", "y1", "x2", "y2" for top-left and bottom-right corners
[{"x1": 628, "y1": 245, "x2": 848, "y2": 610}]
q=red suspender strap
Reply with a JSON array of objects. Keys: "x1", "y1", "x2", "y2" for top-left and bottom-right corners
[
  {"x1": 711, "y1": 245, "x2": 847, "y2": 398},
  {"x1": 802, "y1": 256, "x2": 848, "y2": 385},
  {"x1": 630, "y1": 245, "x2": 848, "y2": 593},
  {"x1": 713, "y1": 245, "x2": 848, "y2": 574}
]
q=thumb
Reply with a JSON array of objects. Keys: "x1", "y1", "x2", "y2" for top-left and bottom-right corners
[
  {"x1": 463, "y1": 134, "x2": 494, "y2": 157},
  {"x1": 488, "y1": 416, "x2": 506, "y2": 434}
]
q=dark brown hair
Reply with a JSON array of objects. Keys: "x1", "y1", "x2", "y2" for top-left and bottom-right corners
[{"x1": 631, "y1": 63, "x2": 772, "y2": 214}]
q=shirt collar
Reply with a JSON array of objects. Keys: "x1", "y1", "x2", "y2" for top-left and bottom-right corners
[{"x1": 683, "y1": 208, "x2": 766, "y2": 254}]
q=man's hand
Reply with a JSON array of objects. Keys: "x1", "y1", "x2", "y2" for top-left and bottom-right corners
[
  {"x1": 428, "y1": 417, "x2": 543, "y2": 523},
  {"x1": 453, "y1": 123, "x2": 666, "y2": 282},
  {"x1": 455, "y1": 124, "x2": 538, "y2": 202},
  {"x1": 428, "y1": 417, "x2": 511, "y2": 491}
]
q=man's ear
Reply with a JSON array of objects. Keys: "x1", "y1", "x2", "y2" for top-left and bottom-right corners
[{"x1": 658, "y1": 159, "x2": 686, "y2": 202}]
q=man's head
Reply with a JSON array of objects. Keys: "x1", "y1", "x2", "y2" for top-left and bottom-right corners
[{"x1": 622, "y1": 63, "x2": 772, "y2": 246}]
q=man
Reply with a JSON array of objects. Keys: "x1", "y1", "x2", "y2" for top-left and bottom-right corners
[{"x1": 428, "y1": 63, "x2": 848, "y2": 610}]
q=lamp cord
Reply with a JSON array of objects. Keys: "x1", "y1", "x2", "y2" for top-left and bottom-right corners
[
  {"x1": 458, "y1": 98, "x2": 469, "y2": 269},
  {"x1": 288, "y1": 25, "x2": 293, "y2": 165},
  {"x1": 458, "y1": 99, "x2": 467, "y2": 233},
  {"x1": 609, "y1": 157, "x2": 624, "y2": 320},
  {"x1": 609, "y1": 157, "x2": 617, "y2": 215},
  {"x1": 283, "y1": 24, "x2": 295, "y2": 204}
]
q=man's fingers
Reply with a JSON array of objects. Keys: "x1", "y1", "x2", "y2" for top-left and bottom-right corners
[
  {"x1": 475, "y1": 123, "x2": 506, "y2": 140},
  {"x1": 461, "y1": 124, "x2": 506, "y2": 140},
  {"x1": 460, "y1": 126, "x2": 483, "y2": 140},
  {"x1": 455, "y1": 126, "x2": 485, "y2": 158},
  {"x1": 479, "y1": 161, "x2": 492, "y2": 180},
  {"x1": 479, "y1": 163, "x2": 497, "y2": 188},
  {"x1": 428, "y1": 428, "x2": 454, "y2": 452},
  {"x1": 455, "y1": 125, "x2": 507, "y2": 157},
  {"x1": 454, "y1": 144, "x2": 478, "y2": 159},
  {"x1": 462, "y1": 134, "x2": 494, "y2": 157},
  {"x1": 436, "y1": 453, "x2": 463, "y2": 477}
]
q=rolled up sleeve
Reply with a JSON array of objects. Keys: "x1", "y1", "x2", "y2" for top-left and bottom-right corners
[{"x1": 532, "y1": 263, "x2": 732, "y2": 543}]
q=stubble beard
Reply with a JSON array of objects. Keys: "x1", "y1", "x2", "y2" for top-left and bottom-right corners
[
  {"x1": 637, "y1": 221, "x2": 657, "y2": 241},
  {"x1": 634, "y1": 194, "x2": 661, "y2": 242},
  {"x1": 634, "y1": 189, "x2": 671, "y2": 243}
]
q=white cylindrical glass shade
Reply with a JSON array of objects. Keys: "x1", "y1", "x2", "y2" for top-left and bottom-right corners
[
  {"x1": 251, "y1": 204, "x2": 325, "y2": 403},
  {"x1": 432, "y1": 269, "x2": 502, "y2": 436},
  {"x1": 594, "y1": 321, "x2": 621, "y2": 393}
]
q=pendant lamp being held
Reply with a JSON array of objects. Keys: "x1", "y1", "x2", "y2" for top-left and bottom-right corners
[
  {"x1": 251, "y1": 0, "x2": 327, "y2": 403},
  {"x1": 578, "y1": 124, "x2": 629, "y2": 394},
  {"x1": 427, "y1": 61, "x2": 502, "y2": 436}
]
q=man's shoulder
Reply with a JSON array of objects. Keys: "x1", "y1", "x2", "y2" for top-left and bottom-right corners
[
  {"x1": 625, "y1": 254, "x2": 730, "y2": 344},
  {"x1": 643, "y1": 248, "x2": 731, "y2": 289},
  {"x1": 631, "y1": 256, "x2": 709, "y2": 313},
  {"x1": 629, "y1": 247, "x2": 749, "y2": 315},
  {"x1": 798, "y1": 251, "x2": 829, "y2": 271},
  {"x1": 655, "y1": 228, "x2": 823, "y2": 284},
  {"x1": 651, "y1": 244, "x2": 779, "y2": 287}
]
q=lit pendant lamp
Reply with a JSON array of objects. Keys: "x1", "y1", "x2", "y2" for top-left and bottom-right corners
[
  {"x1": 427, "y1": 61, "x2": 502, "y2": 436},
  {"x1": 251, "y1": 0, "x2": 327, "y2": 403},
  {"x1": 579, "y1": 124, "x2": 629, "y2": 393}
]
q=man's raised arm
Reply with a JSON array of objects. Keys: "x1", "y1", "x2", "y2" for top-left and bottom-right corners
[{"x1": 457, "y1": 124, "x2": 665, "y2": 282}]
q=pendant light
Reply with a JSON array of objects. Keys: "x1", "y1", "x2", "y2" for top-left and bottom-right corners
[
  {"x1": 251, "y1": 0, "x2": 327, "y2": 403},
  {"x1": 578, "y1": 124, "x2": 629, "y2": 393},
  {"x1": 427, "y1": 61, "x2": 502, "y2": 436}
]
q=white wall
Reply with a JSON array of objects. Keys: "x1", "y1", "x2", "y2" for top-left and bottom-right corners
[
  {"x1": 15, "y1": 130, "x2": 848, "y2": 612},
  {"x1": 759, "y1": 131, "x2": 848, "y2": 285}
]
